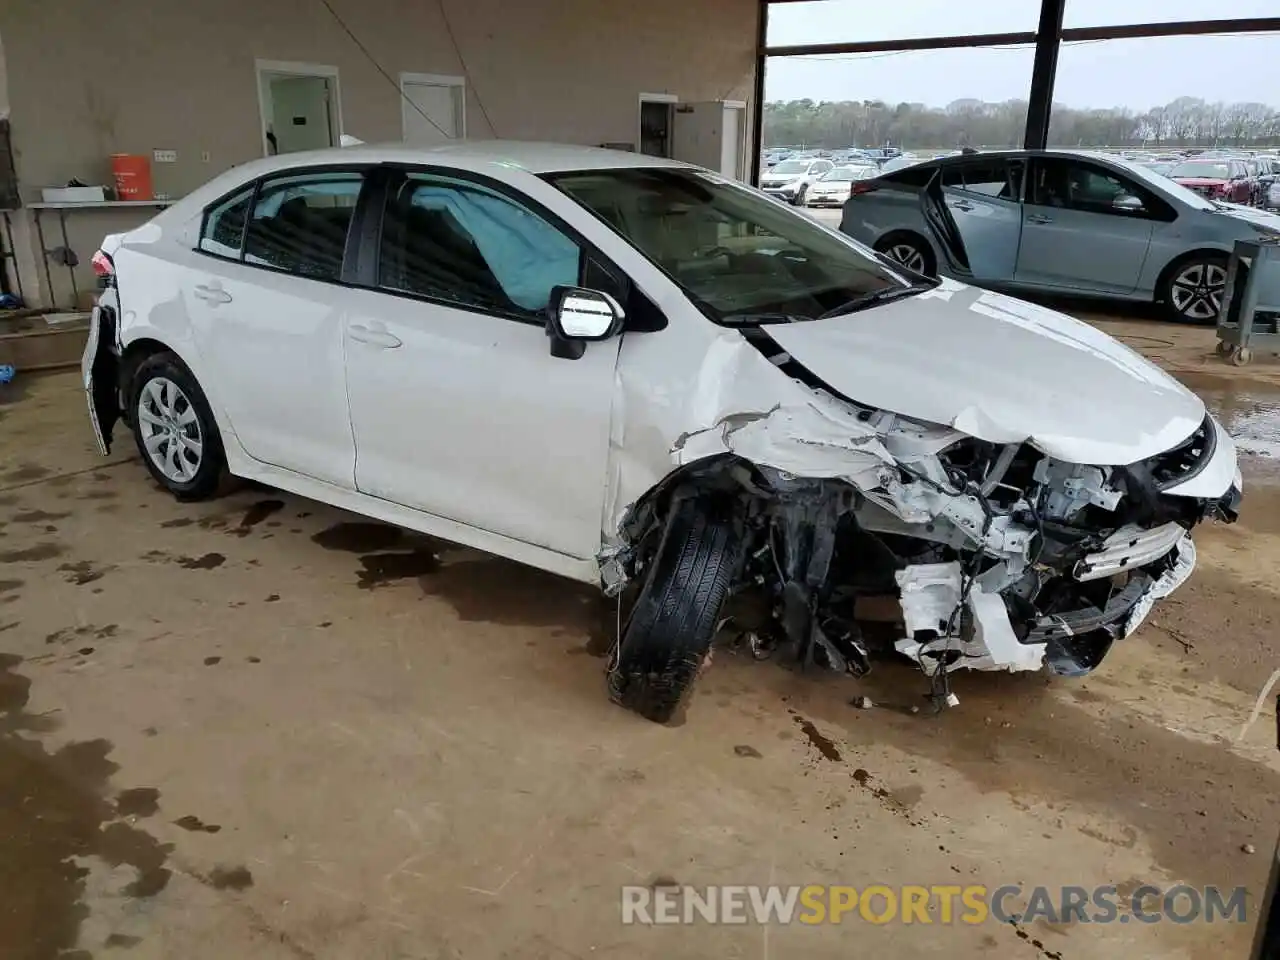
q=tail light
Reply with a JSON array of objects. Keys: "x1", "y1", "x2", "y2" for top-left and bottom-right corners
[
  {"x1": 850, "y1": 180, "x2": 881, "y2": 197},
  {"x1": 91, "y1": 250, "x2": 114, "y2": 278}
]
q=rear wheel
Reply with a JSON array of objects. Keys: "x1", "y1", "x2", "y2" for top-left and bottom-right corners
[
  {"x1": 875, "y1": 233, "x2": 936, "y2": 277},
  {"x1": 608, "y1": 497, "x2": 743, "y2": 724},
  {"x1": 1162, "y1": 253, "x2": 1229, "y2": 325},
  {"x1": 130, "y1": 352, "x2": 226, "y2": 501}
]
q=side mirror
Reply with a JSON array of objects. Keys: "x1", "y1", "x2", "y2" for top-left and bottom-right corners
[
  {"x1": 1113, "y1": 194, "x2": 1143, "y2": 212},
  {"x1": 546, "y1": 286, "x2": 624, "y2": 359}
]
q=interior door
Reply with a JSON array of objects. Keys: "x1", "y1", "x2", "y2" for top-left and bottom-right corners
[
  {"x1": 187, "y1": 170, "x2": 366, "y2": 488},
  {"x1": 402, "y1": 79, "x2": 462, "y2": 146},
  {"x1": 265, "y1": 76, "x2": 335, "y2": 154},
  {"x1": 1014, "y1": 158, "x2": 1155, "y2": 294},
  {"x1": 921, "y1": 159, "x2": 1023, "y2": 282},
  {"x1": 344, "y1": 170, "x2": 621, "y2": 559}
]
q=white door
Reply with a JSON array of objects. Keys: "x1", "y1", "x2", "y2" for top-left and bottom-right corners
[
  {"x1": 344, "y1": 170, "x2": 620, "y2": 558},
  {"x1": 401, "y1": 78, "x2": 463, "y2": 146},
  {"x1": 186, "y1": 170, "x2": 367, "y2": 488},
  {"x1": 721, "y1": 104, "x2": 744, "y2": 179},
  {"x1": 268, "y1": 76, "x2": 334, "y2": 153}
]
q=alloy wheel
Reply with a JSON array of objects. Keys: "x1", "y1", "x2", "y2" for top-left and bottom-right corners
[
  {"x1": 1170, "y1": 261, "x2": 1227, "y2": 322},
  {"x1": 137, "y1": 377, "x2": 203, "y2": 483},
  {"x1": 886, "y1": 243, "x2": 927, "y2": 273}
]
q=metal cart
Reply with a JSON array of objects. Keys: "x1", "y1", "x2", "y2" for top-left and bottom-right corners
[{"x1": 1216, "y1": 236, "x2": 1280, "y2": 367}]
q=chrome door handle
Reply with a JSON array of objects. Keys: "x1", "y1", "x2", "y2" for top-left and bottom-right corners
[
  {"x1": 1026, "y1": 214, "x2": 1053, "y2": 225},
  {"x1": 193, "y1": 284, "x2": 232, "y2": 304},
  {"x1": 348, "y1": 324, "x2": 402, "y2": 349}
]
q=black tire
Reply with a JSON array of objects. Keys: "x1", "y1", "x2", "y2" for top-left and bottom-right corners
[
  {"x1": 608, "y1": 497, "x2": 743, "y2": 724},
  {"x1": 1159, "y1": 251, "x2": 1231, "y2": 325},
  {"x1": 129, "y1": 351, "x2": 226, "y2": 501},
  {"x1": 874, "y1": 232, "x2": 937, "y2": 277}
]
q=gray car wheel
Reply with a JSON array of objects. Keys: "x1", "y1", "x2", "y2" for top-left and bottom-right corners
[
  {"x1": 874, "y1": 234, "x2": 936, "y2": 277},
  {"x1": 1163, "y1": 254, "x2": 1228, "y2": 325}
]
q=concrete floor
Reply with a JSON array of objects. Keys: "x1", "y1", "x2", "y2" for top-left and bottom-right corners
[{"x1": 2, "y1": 331, "x2": 1280, "y2": 958}]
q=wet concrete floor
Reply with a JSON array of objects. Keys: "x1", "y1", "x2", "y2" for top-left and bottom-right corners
[{"x1": 2, "y1": 362, "x2": 1280, "y2": 959}]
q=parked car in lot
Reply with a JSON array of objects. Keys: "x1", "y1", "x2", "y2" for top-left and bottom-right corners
[
  {"x1": 83, "y1": 143, "x2": 1240, "y2": 722},
  {"x1": 804, "y1": 164, "x2": 878, "y2": 207},
  {"x1": 759, "y1": 156, "x2": 834, "y2": 204},
  {"x1": 1168, "y1": 157, "x2": 1254, "y2": 205},
  {"x1": 841, "y1": 149, "x2": 1280, "y2": 323}
]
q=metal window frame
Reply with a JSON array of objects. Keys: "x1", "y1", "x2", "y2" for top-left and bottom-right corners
[{"x1": 754, "y1": 0, "x2": 1280, "y2": 165}]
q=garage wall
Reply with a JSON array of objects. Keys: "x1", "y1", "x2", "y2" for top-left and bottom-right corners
[
  {"x1": 0, "y1": 0, "x2": 758, "y2": 306},
  {"x1": 0, "y1": 0, "x2": 757, "y2": 199}
]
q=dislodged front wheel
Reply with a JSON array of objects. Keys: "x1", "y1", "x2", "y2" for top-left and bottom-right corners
[{"x1": 608, "y1": 497, "x2": 743, "y2": 724}]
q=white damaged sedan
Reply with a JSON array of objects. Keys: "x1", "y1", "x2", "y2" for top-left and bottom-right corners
[{"x1": 82, "y1": 143, "x2": 1241, "y2": 722}]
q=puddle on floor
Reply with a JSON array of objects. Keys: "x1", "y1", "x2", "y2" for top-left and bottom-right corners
[{"x1": 1181, "y1": 373, "x2": 1280, "y2": 463}]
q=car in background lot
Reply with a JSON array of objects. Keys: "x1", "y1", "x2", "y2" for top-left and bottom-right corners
[
  {"x1": 840, "y1": 149, "x2": 1280, "y2": 323},
  {"x1": 1168, "y1": 157, "x2": 1254, "y2": 205},
  {"x1": 81, "y1": 142, "x2": 1241, "y2": 722},
  {"x1": 804, "y1": 164, "x2": 878, "y2": 207},
  {"x1": 760, "y1": 156, "x2": 834, "y2": 205}
]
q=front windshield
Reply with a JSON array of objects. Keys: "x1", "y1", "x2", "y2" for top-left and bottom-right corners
[
  {"x1": 820, "y1": 166, "x2": 858, "y2": 182},
  {"x1": 771, "y1": 160, "x2": 809, "y2": 174},
  {"x1": 1170, "y1": 160, "x2": 1231, "y2": 180},
  {"x1": 546, "y1": 168, "x2": 912, "y2": 324}
]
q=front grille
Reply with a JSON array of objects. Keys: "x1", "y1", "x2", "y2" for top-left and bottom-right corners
[{"x1": 1148, "y1": 414, "x2": 1215, "y2": 491}]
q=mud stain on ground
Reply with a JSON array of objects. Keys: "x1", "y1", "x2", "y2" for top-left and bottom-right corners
[
  {"x1": 419, "y1": 556, "x2": 609, "y2": 636},
  {"x1": 311, "y1": 521, "x2": 405, "y2": 554},
  {"x1": 0, "y1": 654, "x2": 173, "y2": 959},
  {"x1": 57, "y1": 561, "x2": 112, "y2": 586},
  {"x1": 176, "y1": 553, "x2": 225, "y2": 571},
  {"x1": 2, "y1": 463, "x2": 51, "y2": 484},
  {"x1": 357, "y1": 551, "x2": 440, "y2": 589},
  {"x1": 0, "y1": 579, "x2": 22, "y2": 594},
  {"x1": 204, "y1": 865, "x2": 253, "y2": 890},
  {"x1": 115, "y1": 788, "x2": 160, "y2": 818},
  {"x1": 236, "y1": 499, "x2": 284, "y2": 536},
  {"x1": 790, "y1": 711, "x2": 843, "y2": 762},
  {"x1": 158, "y1": 518, "x2": 194, "y2": 529},
  {"x1": 0, "y1": 542, "x2": 64, "y2": 563},
  {"x1": 173, "y1": 815, "x2": 221, "y2": 834},
  {"x1": 11, "y1": 510, "x2": 70, "y2": 524}
]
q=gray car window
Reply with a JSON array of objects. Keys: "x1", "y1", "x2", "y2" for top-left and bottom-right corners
[
  {"x1": 941, "y1": 160, "x2": 1022, "y2": 200},
  {"x1": 1029, "y1": 159, "x2": 1148, "y2": 216}
]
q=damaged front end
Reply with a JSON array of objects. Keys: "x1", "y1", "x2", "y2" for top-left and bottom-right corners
[{"x1": 606, "y1": 377, "x2": 1241, "y2": 700}]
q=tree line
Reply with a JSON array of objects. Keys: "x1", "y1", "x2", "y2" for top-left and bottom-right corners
[{"x1": 763, "y1": 96, "x2": 1280, "y2": 150}]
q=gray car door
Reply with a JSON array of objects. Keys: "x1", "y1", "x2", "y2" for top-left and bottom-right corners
[
  {"x1": 1014, "y1": 157, "x2": 1155, "y2": 294},
  {"x1": 920, "y1": 158, "x2": 1024, "y2": 282}
]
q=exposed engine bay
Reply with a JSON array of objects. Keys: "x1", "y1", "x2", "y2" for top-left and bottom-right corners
[{"x1": 606, "y1": 332, "x2": 1241, "y2": 698}]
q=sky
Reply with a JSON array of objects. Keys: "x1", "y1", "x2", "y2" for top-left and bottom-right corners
[{"x1": 765, "y1": 0, "x2": 1279, "y2": 109}]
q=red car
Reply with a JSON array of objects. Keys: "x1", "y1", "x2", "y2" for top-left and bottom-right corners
[{"x1": 1168, "y1": 158, "x2": 1253, "y2": 204}]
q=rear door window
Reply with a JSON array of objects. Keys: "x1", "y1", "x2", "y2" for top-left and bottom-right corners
[
  {"x1": 242, "y1": 172, "x2": 365, "y2": 281},
  {"x1": 199, "y1": 187, "x2": 254, "y2": 259},
  {"x1": 941, "y1": 160, "x2": 1022, "y2": 200}
]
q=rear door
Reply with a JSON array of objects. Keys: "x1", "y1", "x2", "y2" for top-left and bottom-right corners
[
  {"x1": 186, "y1": 168, "x2": 368, "y2": 488},
  {"x1": 1013, "y1": 157, "x2": 1157, "y2": 294},
  {"x1": 920, "y1": 157, "x2": 1024, "y2": 282}
]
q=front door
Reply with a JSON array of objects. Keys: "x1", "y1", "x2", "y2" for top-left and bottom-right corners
[
  {"x1": 344, "y1": 169, "x2": 620, "y2": 559},
  {"x1": 1014, "y1": 157, "x2": 1156, "y2": 294},
  {"x1": 186, "y1": 169, "x2": 366, "y2": 488},
  {"x1": 922, "y1": 158, "x2": 1024, "y2": 282}
]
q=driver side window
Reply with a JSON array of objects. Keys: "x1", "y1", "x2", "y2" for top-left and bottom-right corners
[
  {"x1": 1029, "y1": 159, "x2": 1154, "y2": 218},
  {"x1": 378, "y1": 174, "x2": 584, "y2": 322}
]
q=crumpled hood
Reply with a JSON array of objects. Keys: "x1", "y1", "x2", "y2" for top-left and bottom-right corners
[{"x1": 766, "y1": 281, "x2": 1205, "y2": 465}]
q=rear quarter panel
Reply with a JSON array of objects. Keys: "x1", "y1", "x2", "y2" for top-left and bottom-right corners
[{"x1": 840, "y1": 187, "x2": 936, "y2": 257}]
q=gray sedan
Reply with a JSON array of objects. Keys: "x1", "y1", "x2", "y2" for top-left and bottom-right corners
[{"x1": 839, "y1": 149, "x2": 1280, "y2": 323}]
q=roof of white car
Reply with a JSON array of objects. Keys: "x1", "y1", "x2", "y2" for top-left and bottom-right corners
[{"x1": 231, "y1": 141, "x2": 692, "y2": 178}]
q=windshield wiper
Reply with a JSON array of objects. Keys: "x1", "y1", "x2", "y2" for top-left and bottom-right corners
[{"x1": 818, "y1": 282, "x2": 933, "y2": 320}]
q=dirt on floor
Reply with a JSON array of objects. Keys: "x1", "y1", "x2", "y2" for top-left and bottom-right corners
[{"x1": 2, "y1": 345, "x2": 1280, "y2": 959}]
